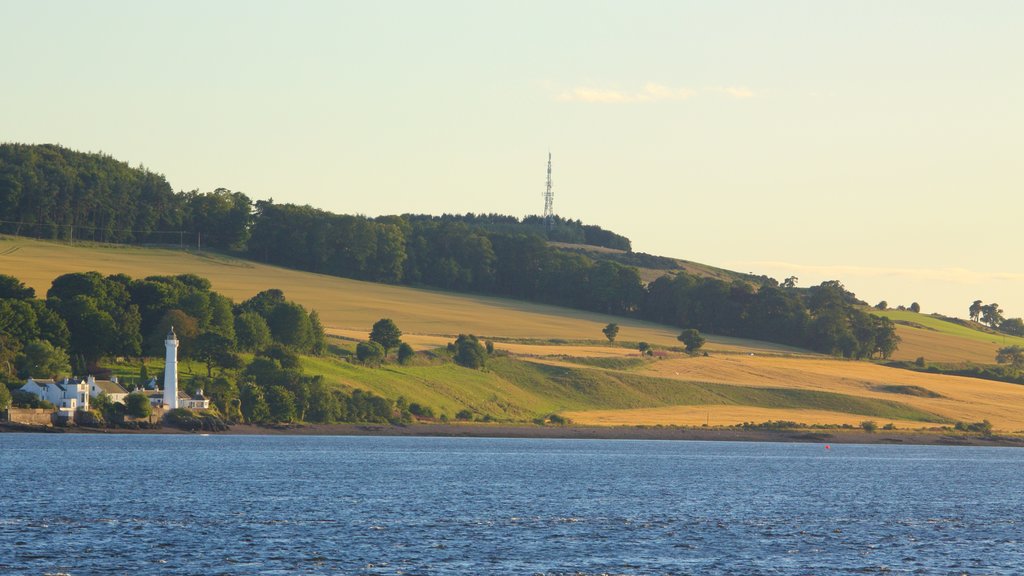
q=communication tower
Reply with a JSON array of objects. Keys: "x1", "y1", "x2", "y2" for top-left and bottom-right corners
[{"x1": 543, "y1": 152, "x2": 554, "y2": 227}]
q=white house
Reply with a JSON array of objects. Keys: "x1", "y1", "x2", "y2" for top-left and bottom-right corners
[
  {"x1": 20, "y1": 377, "x2": 91, "y2": 418},
  {"x1": 87, "y1": 376, "x2": 129, "y2": 404},
  {"x1": 21, "y1": 376, "x2": 130, "y2": 411},
  {"x1": 19, "y1": 326, "x2": 211, "y2": 419},
  {"x1": 144, "y1": 385, "x2": 205, "y2": 407}
]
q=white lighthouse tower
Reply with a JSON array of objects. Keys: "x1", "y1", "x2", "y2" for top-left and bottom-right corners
[{"x1": 163, "y1": 326, "x2": 179, "y2": 409}]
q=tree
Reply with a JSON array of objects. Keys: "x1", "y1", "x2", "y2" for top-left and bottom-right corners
[
  {"x1": 193, "y1": 332, "x2": 238, "y2": 377},
  {"x1": 235, "y1": 311, "x2": 272, "y2": 352},
  {"x1": 16, "y1": 340, "x2": 71, "y2": 379},
  {"x1": 638, "y1": 342, "x2": 652, "y2": 356},
  {"x1": 0, "y1": 384, "x2": 11, "y2": 410},
  {"x1": 602, "y1": 323, "x2": 620, "y2": 343},
  {"x1": 397, "y1": 342, "x2": 415, "y2": 365},
  {"x1": 453, "y1": 334, "x2": 486, "y2": 369},
  {"x1": 369, "y1": 318, "x2": 402, "y2": 354},
  {"x1": 0, "y1": 274, "x2": 34, "y2": 299},
  {"x1": 1000, "y1": 318, "x2": 1024, "y2": 337},
  {"x1": 861, "y1": 420, "x2": 878, "y2": 433},
  {"x1": 356, "y1": 340, "x2": 385, "y2": 367},
  {"x1": 125, "y1": 392, "x2": 152, "y2": 419},
  {"x1": 874, "y1": 301, "x2": 888, "y2": 310},
  {"x1": 267, "y1": 301, "x2": 314, "y2": 350},
  {"x1": 677, "y1": 329, "x2": 705, "y2": 353},
  {"x1": 981, "y1": 303, "x2": 1004, "y2": 328},
  {"x1": 239, "y1": 383, "x2": 270, "y2": 423},
  {"x1": 782, "y1": 276, "x2": 798, "y2": 289},
  {"x1": 969, "y1": 300, "x2": 983, "y2": 323},
  {"x1": 996, "y1": 345, "x2": 1024, "y2": 369},
  {"x1": 266, "y1": 385, "x2": 296, "y2": 422},
  {"x1": 909, "y1": 302, "x2": 921, "y2": 313}
]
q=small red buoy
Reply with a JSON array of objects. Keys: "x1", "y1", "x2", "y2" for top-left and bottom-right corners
[{"x1": 825, "y1": 445, "x2": 831, "y2": 450}]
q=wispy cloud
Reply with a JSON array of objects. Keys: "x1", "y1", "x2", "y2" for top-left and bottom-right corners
[
  {"x1": 707, "y1": 85, "x2": 755, "y2": 99},
  {"x1": 557, "y1": 83, "x2": 696, "y2": 103},
  {"x1": 556, "y1": 83, "x2": 755, "y2": 103}
]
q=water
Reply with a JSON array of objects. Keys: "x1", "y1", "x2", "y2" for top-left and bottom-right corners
[{"x1": 1, "y1": 434, "x2": 1023, "y2": 575}]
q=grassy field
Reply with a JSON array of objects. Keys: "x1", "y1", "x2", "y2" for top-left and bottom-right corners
[
  {"x1": 870, "y1": 308, "x2": 1024, "y2": 364},
  {"x1": 0, "y1": 236, "x2": 806, "y2": 354},
  {"x1": 6, "y1": 235, "x2": 1024, "y2": 431}
]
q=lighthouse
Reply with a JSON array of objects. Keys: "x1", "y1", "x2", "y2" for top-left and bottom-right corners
[{"x1": 163, "y1": 326, "x2": 179, "y2": 409}]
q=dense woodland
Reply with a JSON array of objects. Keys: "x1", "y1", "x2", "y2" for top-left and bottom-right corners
[
  {"x1": 0, "y1": 270, "x2": 417, "y2": 425},
  {"x1": 0, "y1": 143, "x2": 899, "y2": 358}
]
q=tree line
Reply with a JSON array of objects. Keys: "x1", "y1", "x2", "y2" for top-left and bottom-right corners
[{"x1": 0, "y1": 144, "x2": 898, "y2": 357}]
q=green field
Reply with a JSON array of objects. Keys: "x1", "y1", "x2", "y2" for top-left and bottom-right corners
[
  {"x1": 4, "y1": 235, "x2": 1020, "y2": 430},
  {"x1": 301, "y1": 351, "x2": 946, "y2": 424},
  {"x1": 871, "y1": 308, "x2": 1024, "y2": 347}
]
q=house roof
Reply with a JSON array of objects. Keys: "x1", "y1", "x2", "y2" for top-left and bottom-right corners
[
  {"x1": 92, "y1": 380, "x2": 128, "y2": 395},
  {"x1": 143, "y1": 390, "x2": 194, "y2": 400}
]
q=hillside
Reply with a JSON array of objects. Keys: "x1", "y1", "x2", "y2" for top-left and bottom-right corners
[
  {"x1": 869, "y1": 308, "x2": 1024, "y2": 364},
  {"x1": 6, "y1": 235, "x2": 1024, "y2": 432},
  {"x1": 0, "y1": 235, "x2": 795, "y2": 352}
]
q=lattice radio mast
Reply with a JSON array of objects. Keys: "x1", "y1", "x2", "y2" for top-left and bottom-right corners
[{"x1": 543, "y1": 152, "x2": 554, "y2": 227}]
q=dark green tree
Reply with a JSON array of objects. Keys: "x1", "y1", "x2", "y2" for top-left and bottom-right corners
[
  {"x1": 638, "y1": 342, "x2": 652, "y2": 355},
  {"x1": 981, "y1": 303, "x2": 1004, "y2": 328},
  {"x1": 266, "y1": 385, "x2": 297, "y2": 422},
  {"x1": 234, "y1": 311, "x2": 272, "y2": 352},
  {"x1": 239, "y1": 383, "x2": 270, "y2": 423},
  {"x1": 677, "y1": 329, "x2": 706, "y2": 353},
  {"x1": 397, "y1": 342, "x2": 415, "y2": 365},
  {"x1": 0, "y1": 274, "x2": 35, "y2": 299},
  {"x1": 125, "y1": 392, "x2": 152, "y2": 419},
  {"x1": 969, "y1": 300, "x2": 983, "y2": 323},
  {"x1": 996, "y1": 345, "x2": 1024, "y2": 369},
  {"x1": 356, "y1": 340, "x2": 385, "y2": 367},
  {"x1": 193, "y1": 332, "x2": 238, "y2": 377},
  {"x1": 0, "y1": 383, "x2": 11, "y2": 410},
  {"x1": 369, "y1": 318, "x2": 402, "y2": 355},
  {"x1": 453, "y1": 334, "x2": 487, "y2": 369},
  {"x1": 1000, "y1": 318, "x2": 1024, "y2": 337},
  {"x1": 602, "y1": 322, "x2": 620, "y2": 343},
  {"x1": 909, "y1": 302, "x2": 921, "y2": 313},
  {"x1": 267, "y1": 301, "x2": 314, "y2": 350},
  {"x1": 16, "y1": 340, "x2": 71, "y2": 379}
]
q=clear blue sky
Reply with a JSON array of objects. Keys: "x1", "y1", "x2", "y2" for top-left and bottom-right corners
[{"x1": 3, "y1": 0, "x2": 1022, "y2": 318}]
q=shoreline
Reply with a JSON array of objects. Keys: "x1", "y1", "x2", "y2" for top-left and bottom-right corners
[{"x1": 4, "y1": 420, "x2": 1023, "y2": 447}]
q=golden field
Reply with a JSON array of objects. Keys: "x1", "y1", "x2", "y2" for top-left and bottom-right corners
[
  {"x1": 5, "y1": 236, "x2": 1024, "y2": 431},
  {"x1": 563, "y1": 354, "x2": 1024, "y2": 431},
  {"x1": 0, "y1": 237, "x2": 804, "y2": 353}
]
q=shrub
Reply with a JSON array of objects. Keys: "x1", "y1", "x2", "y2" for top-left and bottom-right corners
[
  {"x1": 356, "y1": 340, "x2": 385, "y2": 367},
  {"x1": 455, "y1": 409, "x2": 473, "y2": 420},
  {"x1": 453, "y1": 334, "x2": 487, "y2": 369},
  {"x1": 11, "y1": 390, "x2": 52, "y2": 409},
  {"x1": 408, "y1": 403, "x2": 435, "y2": 419},
  {"x1": 397, "y1": 342, "x2": 415, "y2": 365},
  {"x1": 860, "y1": 420, "x2": 878, "y2": 433},
  {"x1": 125, "y1": 393, "x2": 152, "y2": 419}
]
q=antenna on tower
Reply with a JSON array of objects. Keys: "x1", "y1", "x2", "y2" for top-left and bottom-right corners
[{"x1": 543, "y1": 152, "x2": 554, "y2": 228}]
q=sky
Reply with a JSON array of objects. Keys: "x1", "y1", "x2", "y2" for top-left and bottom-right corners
[{"x1": 2, "y1": 1, "x2": 1022, "y2": 319}]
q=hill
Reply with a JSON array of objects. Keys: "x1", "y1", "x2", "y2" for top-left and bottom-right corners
[
  {"x1": 0, "y1": 235, "x2": 793, "y2": 352},
  {"x1": 7, "y1": 236, "x2": 1024, "y2": 432},
  {"x1": 869, "y1": 308, "x2": 1024, "y2": 364}
]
